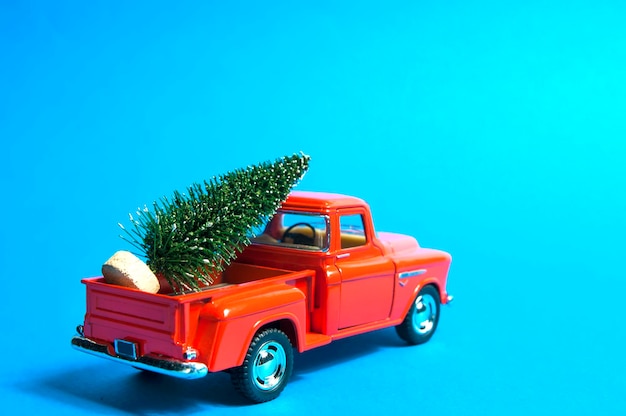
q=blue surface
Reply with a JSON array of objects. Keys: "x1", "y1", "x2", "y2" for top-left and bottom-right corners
[{"x1": 2, "y1": 1, "x2": 625, "y2": 414}]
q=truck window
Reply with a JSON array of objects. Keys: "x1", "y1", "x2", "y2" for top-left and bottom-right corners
[
  {"x1": 340, "y1": 214, "x2": 367, "y2": 249},
  {"x1": 251, "y1": 211, "x2": 329, "y2": 251}
]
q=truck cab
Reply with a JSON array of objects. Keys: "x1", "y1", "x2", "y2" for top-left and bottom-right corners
[{"x1": 238, "y1": 191, "x2": 452, "y2": 342}]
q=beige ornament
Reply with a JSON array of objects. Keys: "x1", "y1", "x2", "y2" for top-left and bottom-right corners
[{"x1": 102, "y1": 250, "x2": 160, "y2": 294}]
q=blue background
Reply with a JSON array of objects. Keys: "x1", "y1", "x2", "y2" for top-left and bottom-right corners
[{"x1": 1, "y1": 1, "x2": 625, "y2": 414}]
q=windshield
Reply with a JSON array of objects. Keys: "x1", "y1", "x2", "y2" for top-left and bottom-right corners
[{"x1": 251, "y1": 211, "x2": 329, "y2": 251}]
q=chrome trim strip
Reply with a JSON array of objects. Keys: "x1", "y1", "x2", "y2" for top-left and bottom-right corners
[
  {"x1": 398, "y1": 269, "x2": 427, "y2": 279},
  {"x1": 71, "y1": 336, "x2": 208, "y2": 380}
]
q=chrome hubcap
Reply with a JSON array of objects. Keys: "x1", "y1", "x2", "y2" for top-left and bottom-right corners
[
  {"x1": 413, "y1": 293, "x2": 437, "y2": 335},
  {"x1": 252, "y1": 341, "x2": 286, "y2": 391}
]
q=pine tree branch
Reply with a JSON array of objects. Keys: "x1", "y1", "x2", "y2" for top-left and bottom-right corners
[{"x1": 118, "y1": 152, "x2": 310, "y2": 293}]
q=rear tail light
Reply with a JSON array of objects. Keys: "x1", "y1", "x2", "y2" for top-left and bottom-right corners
[{"x1": 184, "y1": 347, "x2": 198, "y2": 360}]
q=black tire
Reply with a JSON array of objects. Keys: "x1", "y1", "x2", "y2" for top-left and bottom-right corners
[
  {"x1": 396, "y1": 285, "x2": 441, "y2": 345},
  {"x1": 231, "y1": 328, "x2": 294, "y2": 403}
]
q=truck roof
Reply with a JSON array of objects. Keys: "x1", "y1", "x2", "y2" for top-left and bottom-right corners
[{"x1": 283, "y1": 191, "x2": 367, "y2": 211}]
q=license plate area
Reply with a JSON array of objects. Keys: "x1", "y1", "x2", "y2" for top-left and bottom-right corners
[{"x1": 114, "y1": 339, "x2": 138, "y2": 360}]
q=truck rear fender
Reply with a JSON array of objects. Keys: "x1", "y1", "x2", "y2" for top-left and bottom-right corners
[
  {"x1": 255, "y1": 319, "x2": 300, "y2": 351},
  {"x1": 198, "y1": 283, "x2": 307, "y2": 372}
]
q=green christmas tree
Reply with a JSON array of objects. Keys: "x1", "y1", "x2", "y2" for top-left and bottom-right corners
[{"x1": 119, "y1": 152, "x2": 310, "y2": 293}]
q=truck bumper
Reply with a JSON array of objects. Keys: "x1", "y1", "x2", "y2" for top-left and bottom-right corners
[{"x1": 71, "y1": 336, "x2": 208, "y2": 380}]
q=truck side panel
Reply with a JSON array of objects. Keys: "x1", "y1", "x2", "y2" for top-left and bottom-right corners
[{"x1": 199, "y1": 282, "x2": 308, "y2": 372}]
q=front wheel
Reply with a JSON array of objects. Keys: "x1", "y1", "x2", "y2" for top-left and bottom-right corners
[
  {"x1": 230, "y1": 328, "x2": 294, "y2": 403},
  {"x1": 396, "y1": 285, "x2": 441, "y2": 345}
]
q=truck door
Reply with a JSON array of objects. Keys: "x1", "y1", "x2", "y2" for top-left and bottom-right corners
[{"x1": 335, "y1": 211, "x2": 395, "y2": 329}]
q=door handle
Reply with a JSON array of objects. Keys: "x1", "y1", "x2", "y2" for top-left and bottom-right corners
[{"x1": 337, "y1": 253, "x2": 351, "y2": 259}]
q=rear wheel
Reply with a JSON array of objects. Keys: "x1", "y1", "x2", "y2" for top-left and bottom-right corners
[
  {"x1": 231, "y1": 328, "x2": 293, "y2": 403},
  {"x1": 396, "y1": 285, "x2": 441, "y2": 345}
]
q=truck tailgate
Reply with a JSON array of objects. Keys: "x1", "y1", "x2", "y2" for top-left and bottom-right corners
[
  {"x1": 81, "y1": 277, "x2": 202, "y2": 360},
  {"x1": 87, "y1": 283, "x2": 178, "y2": 334}
]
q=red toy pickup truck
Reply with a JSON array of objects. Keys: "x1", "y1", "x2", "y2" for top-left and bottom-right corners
[{"x1": 72, "y1": 191, "x2": 453, "y2": 403}]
